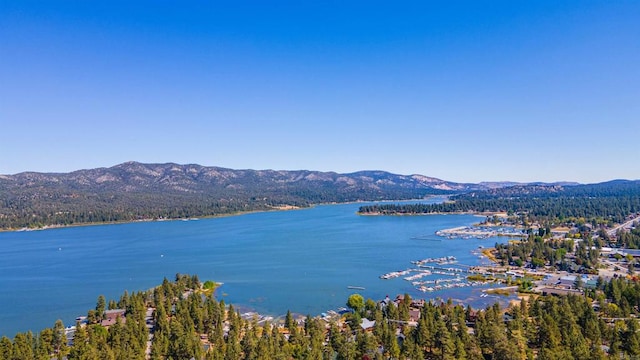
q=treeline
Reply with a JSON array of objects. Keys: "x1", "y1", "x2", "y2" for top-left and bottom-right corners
[
  {"x1": 614, "y1": 226, "x2": 640, "y2": 249},
  {"x1": 0, "y1": 193, "x2": 282, "y2": 230},
  {"x1": 359, "y1": 180, "x2": 640, "y2": 226},
  {"x1": 3, "y1": 274, "x2": 640, "y2": 359},
  {"x1": 0, "y1": 181, "x2": 440, "y2": 230},
  {"x1": 0, "y1": 186, "x2": 438, "y2": 230}
]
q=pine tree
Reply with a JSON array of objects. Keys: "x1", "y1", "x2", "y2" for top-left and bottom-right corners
[
  {"x1": 623, "y1": 319, "x2": 640, "y2": 356},
  {"x1": 240, "y1": 321, "x2": 258, "y2": 360},
  {"x1": 11, "y1": 332, "x2": 34, "y2": 360},
  {"x1": 68, "y1": 324, "x2": 86, "y2": 360},
  {"x1": 307, "y1": 317, "x2": 325, "y2": 359},
  {"x1": 454, "y1": 337, "x2": 467, "y2": 360},
  {"x1": 88, "y1": 325, "x2": 115, "y2": 360},
  {"x1": 284, "y1": 310, "x2": 298, "y2": 341},
  {"x1": 538, "y1": 313, "x2": 562, "y2": 357},
  {"x1": 0, "y1": 336, "x2": 12, "y2": 359},
  {"x1": 435, "y1": 317, "x2": 454, "y2": 360},
  {"x1": 52, "y1": 319, "x2": 68, "y2": 359},
  {"x1": 96, "y1": 295, "x2": 106, "y2": 321},
  {"x1": 224, "y1": 317, "x2": 242, "y2": 360}
]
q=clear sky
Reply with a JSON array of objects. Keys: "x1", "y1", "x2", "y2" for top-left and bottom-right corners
[{"x1": 1, "y1": 1, "x2": 639, "y2": 183}]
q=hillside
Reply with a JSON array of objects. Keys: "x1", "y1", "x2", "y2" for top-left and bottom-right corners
[{"x1": 0, "y1": 162, "x2": 481, "y2": 230}]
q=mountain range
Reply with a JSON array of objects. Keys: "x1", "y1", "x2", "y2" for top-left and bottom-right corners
[{"x1": 0, "y1": 161, "x2": 579, "y2": 229}]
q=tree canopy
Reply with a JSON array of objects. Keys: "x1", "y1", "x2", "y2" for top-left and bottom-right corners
[{"x1": 2, "y1": 273, "x2": 640, "y2": 359}]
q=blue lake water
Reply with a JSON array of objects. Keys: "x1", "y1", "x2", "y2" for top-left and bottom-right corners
[{"x1": 0, "y1": 200, "x2": 509, "y2": 337}]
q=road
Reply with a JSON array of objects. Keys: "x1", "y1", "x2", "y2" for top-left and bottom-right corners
[
  {"x1": 606, "y1": 215, "x2": 640, "y2": 237},
  {"x1": 145, "y1": 308, "x2": 155, "y2": 360}
]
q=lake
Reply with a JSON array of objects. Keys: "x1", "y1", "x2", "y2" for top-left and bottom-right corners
[{"x1": 0, "y1": 199, "x2": 508, "y2": 337}]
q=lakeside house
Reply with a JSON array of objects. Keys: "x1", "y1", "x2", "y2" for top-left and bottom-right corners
[
  {"x1": 409, "y1": 309, "x2": 421, "y2": 323},
  {"x1": 101, "y1": 309, "x2": 126, "y2": 327},
  {"x1": 379, "y1": 295, "x2": 392, "y2": 309},
  {"x1": 360, "y1": 318, "x2": 376, "y2": 332}
]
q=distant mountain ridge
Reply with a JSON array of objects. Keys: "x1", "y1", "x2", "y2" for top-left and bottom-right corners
[
  {"x1": 0, "y1": 161, "x2": 610, "y2": 230},
  {"x1": 0, "y1": 161, "x2": 481, "y2": 229},
  {"x1": 1, "y1": 161, "x2": 480, "y2": 194},
  {"x1": 0, "y1": 162, "x2": 580, "y2": 191}
]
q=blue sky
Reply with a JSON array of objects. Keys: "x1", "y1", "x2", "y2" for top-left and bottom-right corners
[{"x1": 1, "y1": 1, "x2": 639, "y2": 183}]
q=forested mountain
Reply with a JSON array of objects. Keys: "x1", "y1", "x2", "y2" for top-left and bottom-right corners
[
  {"x1": 0, "y1": 162, "x2": 482, "y2": 230},
  {"x1": 2, "y1": 161, "x2": 628, "y2": 230}
]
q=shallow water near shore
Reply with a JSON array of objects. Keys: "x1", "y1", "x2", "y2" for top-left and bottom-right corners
[{"x1": 0, "y1": 199, "x2": 510, "y2": 336}]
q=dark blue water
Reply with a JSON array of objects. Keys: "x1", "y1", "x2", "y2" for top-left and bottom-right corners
[{"x1": 0, "y1": 200, "x2": 507, "y2": 337}]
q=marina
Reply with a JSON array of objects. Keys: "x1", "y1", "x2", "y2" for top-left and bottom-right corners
[
  {"x1": 378, "y1": 248, "x2": 519, "y2": 295},
  {"x1": 380, "y1": 254, "x2": 480, "y2": 293}
]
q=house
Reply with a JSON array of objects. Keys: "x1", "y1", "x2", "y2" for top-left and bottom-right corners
[
  {"x1": 101, "y1": 309, "x2": 126, "y2": 327},
  {"x1": 409, "y1": 310, "x2": 421, "y2": 323},
  {"x1": 466, "y1": 309, "x2": 479, "y2": 325},
  {"x1": 583, "y1": 276, "x2": 598, "y2": 288},
  {"x1": 599, "y1": 247, "x2": 614, "y2": 255},
  {"x1": 379, "y1": 296, "x2": 392, "y2": 309},
  {"x1": 540, "y1": 287, "x2": 582, "y2": 296},
  {"x1": 558, "y1": 275, "x2": 577, "y2": 288},
  {"x1": 621, "y1": 249, "x2": 640, "y2": 259},
  {"x1": 360, "y1": 318, "x2": 376, "y2": 332}
]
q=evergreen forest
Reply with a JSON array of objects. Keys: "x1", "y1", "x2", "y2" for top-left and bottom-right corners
[
  {"x1": 3, "y1": 274, "x2": 640, "y2": 359},
  {"x1": 358, "y1": 180, "x2": 640, "y2": 226}
]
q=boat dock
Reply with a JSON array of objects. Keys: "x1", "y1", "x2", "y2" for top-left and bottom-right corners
[{"x1": 377, "y1": 252, "x2": 517, "y2": 294}]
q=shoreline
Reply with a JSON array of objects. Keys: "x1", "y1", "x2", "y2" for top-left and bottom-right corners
[
  {"x1": 358, "y1": 209, "x2": 509, "y2": 217},
  {"x1": 1, "y1": 195, "x2": 447, "y2": 233},
  {"x1": 358, "y1": 210, "x2": 477, "y2": 216},
  {"x1": 0, "y1": 206, "x2": 307, "y2": 234},
  {"x1": 481, "y1": 248, "x2": 499, "y2": 263}
]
